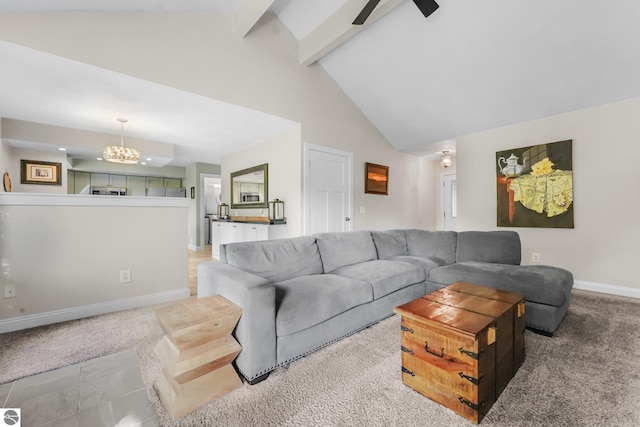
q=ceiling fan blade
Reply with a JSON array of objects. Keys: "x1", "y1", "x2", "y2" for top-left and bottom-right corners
[
  {"x1": 352, "y1": 0, "x2": 382, "y2": 25},
  {"x1": 413, "y1": 0, "x2": 439, "y2": 18}
]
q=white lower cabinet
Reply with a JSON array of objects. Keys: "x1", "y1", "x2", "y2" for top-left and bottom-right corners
[
  {"x1": 211, "y1": 222, "x2": 271, "y2": 259},
  {"x1": 244, "y1": 224, "x2": 269, "y2": 242}
]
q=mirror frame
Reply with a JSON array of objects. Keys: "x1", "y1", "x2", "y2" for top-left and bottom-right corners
[{"x1": 230, "y1": 163, "x2": 269, "y2": 209}]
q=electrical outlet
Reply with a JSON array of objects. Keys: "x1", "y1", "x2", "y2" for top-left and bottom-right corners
[
  {"x1": 359, "y1": 206, "x2": 366, "y2": 213},
  {"x1": 120, "y1": 270, "x2": 132, "y2": 284},
  {"x1": 532, "y1": 253, "x2": 541, "y2": 263},
  {"x1": 4, "y1": 284, "x2": 17, "y2": 299}
]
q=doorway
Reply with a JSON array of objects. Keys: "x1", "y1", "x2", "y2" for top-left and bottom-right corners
[
  {"x1": 442, "y1": 173, "x2": 457, "y2": 231},
  {"x1": 304, "y1": 144, "x2": 353, "y2": 235},
  {"x1": 200, "y1": 174, "x2": 221, "y2": 248}
]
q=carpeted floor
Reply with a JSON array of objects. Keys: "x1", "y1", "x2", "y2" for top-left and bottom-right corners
[{"x1": 1, "y1": 289, "x2": 640, "y2": 426}]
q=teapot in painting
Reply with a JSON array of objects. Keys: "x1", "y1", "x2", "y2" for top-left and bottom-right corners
[{"x1": 498, "y1": 153, "x2": 525, "y2": 178}]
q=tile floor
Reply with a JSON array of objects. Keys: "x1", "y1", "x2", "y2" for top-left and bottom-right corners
[{"x1": 0, "y1": 349, "x2": 157, "y2": 427}]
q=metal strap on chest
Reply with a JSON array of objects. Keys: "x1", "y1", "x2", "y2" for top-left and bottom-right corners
[
  {"x1": 459, "y1": 347, "x2": 483, "y2": 360},
  {"x1": 459, "y1": 397, "x2": 484, "y2": 412},
  {"x1": 401, "y1": 345, "x2": 414, "y2": 355},
  {"x1": 459, "y1": 372, "x2": 483, "y2": 385},
  {"x1": 401, "y1": 366, "x2": 416, "y2": 376}
]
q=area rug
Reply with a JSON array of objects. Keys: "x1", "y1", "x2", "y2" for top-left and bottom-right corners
[{"x1": 1, "y1": 289, "x2": 640, "y2": 426}]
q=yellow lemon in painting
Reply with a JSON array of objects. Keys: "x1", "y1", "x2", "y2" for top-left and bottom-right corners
[{"x1": 531, "y1": 157, "x2": 554, "y2": 176}]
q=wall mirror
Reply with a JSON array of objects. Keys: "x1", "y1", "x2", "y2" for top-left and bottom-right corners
[{"x1": 230, "y1": 163, "x2": 268, "y2": 209}]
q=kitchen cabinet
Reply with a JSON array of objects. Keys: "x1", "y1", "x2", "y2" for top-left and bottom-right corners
[
  {"x1": 221, "y1": 223, "x2": 244, "y2": 246},
  {"x1": 74, "y1": 171, "x2": 91, "y2": 194},
  {"x1": 67, "y1": 171, "x2": 182, "y2": 196},
  {"x1": 211, "y1": 222, "x2": 222, "y2": 258},
  {"x1": 110, "y1": 174, "x2": 127, "y2": 187},
  {"x1": 91, "y1": 173, "x2": 109, "y2": 187},
  {"x1": 164, "y1": 178, "x2": 182, "y2": 189},
  {"x1": 91, "y1": 173, "x2": 127, "y2": 188},
  {"x1": 127, "y1": 176, "x2": 146, "y2": 197},
  {"x1": 211, "y1": 222, "x2": 272, "y2": 259},
  {"x1": 146, "y1": 177, "x2": 165, "y2": 188},
  {"x1": 244, "y1": 224, "x2": 269, "y2": 242}
]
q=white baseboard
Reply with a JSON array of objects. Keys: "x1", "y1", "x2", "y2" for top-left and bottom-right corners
[
  {"x1": 0, "y1": 288, "x2": 191, "y2": 334},
  {"x1": 574, "y1": 280, "x2": 640, "y2": 299},
  {"x1": 188, "y1": 243, "x2": 204, "y2": 251}
]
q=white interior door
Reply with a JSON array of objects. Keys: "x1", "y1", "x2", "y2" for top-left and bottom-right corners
[
  {"x1": 443, "y1": 173, "x2": 457, "y2": 231},
  {"x1": 305, "y1": 144, "x2": 353, "y2": 235}
]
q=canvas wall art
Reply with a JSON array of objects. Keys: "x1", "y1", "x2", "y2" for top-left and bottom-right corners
[
  {"x1": 365, "y1": 162, "x2": 389, "y2": 195},
  {"x1": 496, "y1": 140, "x2": 573, "y2": 228}
]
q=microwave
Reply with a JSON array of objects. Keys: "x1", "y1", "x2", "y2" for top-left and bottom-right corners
[
  {"x1": 240, "y1": 192, "x2": 260, "y2": 202},
  {"x1": 91, "y1": 186, "x2": 126, "y2": 196}
]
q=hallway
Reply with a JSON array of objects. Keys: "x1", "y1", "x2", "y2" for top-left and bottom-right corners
[{"x1": 187, "y1": 244, "x2": 212, "y2": 296}]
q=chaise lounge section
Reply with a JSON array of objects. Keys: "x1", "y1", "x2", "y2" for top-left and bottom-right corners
[{"x1": 198, "y1": 229, "x2": 573, "y2": 383}]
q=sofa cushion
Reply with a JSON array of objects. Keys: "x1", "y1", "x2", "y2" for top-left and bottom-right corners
[
  {"x1": 405, "y1": 230, "x2": 458, "y2": 265},
  {"x1": 224, "y1": 236, "x2": 323, "y2": 283},
  {"x1": 371, "y1": 230, "x2": 408, "y2": 258},
  {"x1": 428, "y1": 262, "x2": 573, "y2": 307},
  {"x1": 314, "y1": 231, "x2": 378, "y2": 273},
  {"x1": 456, "y1": 231, "x2": 521, "y2": 265},
  {"x1": 275, "y1": 274, "x2": 373, "y2": 336},
  {"x1": 388, "y1": 256, "x2": 442, "y2": 276},
  {"x1": 332, "y1": 260, "x2": 425, "y2": 299}
]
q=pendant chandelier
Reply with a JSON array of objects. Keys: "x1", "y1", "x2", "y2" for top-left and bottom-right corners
[
  {"x1": 440, "y1": 150, "x2": 452, "y2": 168},
  {"x1": 103, "y1": 118, "x2": 140, "y2": 164}
]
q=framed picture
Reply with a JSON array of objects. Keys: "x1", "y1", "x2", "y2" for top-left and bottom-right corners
[
  {"x1": 21, "y1": 160, "x2": 62, "y2": 186},
  {"x1": 496, "y1": 139, "x2": 573, "y2": 228},
  {"x1": 365, "y1": 162, "x2": 389, "y2": 195}
]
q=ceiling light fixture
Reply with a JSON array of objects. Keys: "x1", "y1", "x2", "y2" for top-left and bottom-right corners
[
  {"x1": 103, "y1": 118, "x2": 140, "y2": 164},
  {"x1": 440, "y1": 150, "x2": 452, "y2": 168}
]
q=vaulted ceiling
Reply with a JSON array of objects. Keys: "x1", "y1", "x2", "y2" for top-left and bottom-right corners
[{"x1": 1, "y1": 0, "x2": 639, "y2": 164}]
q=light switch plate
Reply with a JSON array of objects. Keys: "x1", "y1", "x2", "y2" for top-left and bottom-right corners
[{"x1": 4, "y1": 284, "x2": 16, "y2": 299}]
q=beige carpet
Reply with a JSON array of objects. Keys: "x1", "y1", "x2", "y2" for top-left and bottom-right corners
[{"x1": 1, "y1": 289, "x2": 640, "y2": 426}]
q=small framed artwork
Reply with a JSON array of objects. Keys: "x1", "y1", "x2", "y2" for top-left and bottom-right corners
[
  {"x1": 21, "y1": 160, "x2": 62, "y2": 186},
  {"x1": 365, "y1": 162, "x2": 389, "y2": 195}
]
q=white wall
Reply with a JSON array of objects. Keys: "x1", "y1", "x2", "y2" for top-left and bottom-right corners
[
  {"x1": 0, "y1": 11, "x2": 432, "y2": 233},
  {"x1": 457, "y1": 97, "x2": 640, "y2": 292},
  {"x1": 223, "y1": 125, "x2": 302, "y2": 238},
  {"x1": 5, "y1": 146, "x2": 68, "y2": 194},
  {"x1": 0, "y1": 194, "x2": 189, "y2": 332},
  {"x1": 0, "y1": 138, "x2": 11, "y2": 187}
]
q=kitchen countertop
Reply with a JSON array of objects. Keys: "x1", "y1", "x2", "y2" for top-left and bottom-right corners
[{"x1": 212, "y1": 216, "x2": 286, "y2": 225}]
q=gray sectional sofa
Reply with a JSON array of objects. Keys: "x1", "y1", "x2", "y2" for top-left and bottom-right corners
[{"x1": 197, "y1": 229, "x2": 573, "y2": 384}]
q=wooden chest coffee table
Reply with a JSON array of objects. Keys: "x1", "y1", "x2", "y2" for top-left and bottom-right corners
[{"x1": 394, "y1": 281, "x2": 525, "y2": 424}]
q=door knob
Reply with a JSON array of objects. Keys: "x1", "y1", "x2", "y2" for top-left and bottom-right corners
[{"x1": 345, "y1": 217, "x2": 351, "y2": 221}]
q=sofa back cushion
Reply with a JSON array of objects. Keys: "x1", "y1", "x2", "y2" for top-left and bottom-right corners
[
  {"x1": 223, "y1": 236, "x2": 324, "y2": 282},
  {"x1": 371, "y1": 230, "x2": 408, "y2": 259},
  {"x1": 314, "y1": 231, "x2": 378, "y2": 273},
  {"x1": 456, "y1": 231, "x2": 521, "y2": 265},
  {"x1": 405, "y1": 230, "x2": 458, "y2": 265}
]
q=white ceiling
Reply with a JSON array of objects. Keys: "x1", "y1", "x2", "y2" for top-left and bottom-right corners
[
  {"x1": 2, "y1": 0, "x2": 640, "y2": 164},
  {"x1": 0, "y1": 41, "x2": 296, "y2": 166}
]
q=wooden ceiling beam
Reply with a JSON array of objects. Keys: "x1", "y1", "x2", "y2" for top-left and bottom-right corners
[
  {"x1": 299, "y1": 0, "x2": 405, "y2": 66},
  {"x1": 234, "y1": 0, "x2": 275, "y2": 38}
]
